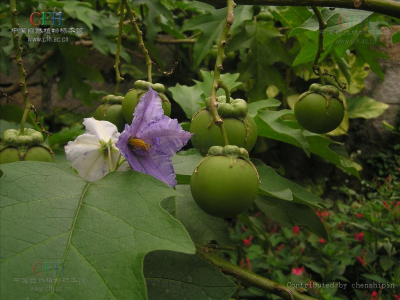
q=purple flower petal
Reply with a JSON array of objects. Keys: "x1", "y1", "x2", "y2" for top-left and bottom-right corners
[
  {"x1": 128, "y1": 148, "x2": 177, "y2": 187},
  {"x1": 116, "y1": 87, "x2": 192, "y2": 187},
  {"x1": 130, "y1": 87, "x2": 164, "y2": 137},
  {"x1": 137, "y1": 116, "x2": 192, "y2": 157}
]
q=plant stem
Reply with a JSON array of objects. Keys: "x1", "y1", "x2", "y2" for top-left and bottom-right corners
[
  {"x1": 10, "y1": 0, "x2": 32, "y2": 135},
  {"x1": 114, "y1": 0, "x2": 125, "y2": 95},
  {"x1": 197, "y1": 0, "x2": 400, "y2": 19},
  {"x1": 218, "y1": 79, "x2": 231, "y2": 102},
  {"x1": 311, "y1": 6, "x2": 327, "y2": 85},
  {"x1": 124, "y1": 0, "x2": 153, "y2": 83},
  {"x1": 196, "y1": 248, "x2": 318, "y2": 300},
  {"x1": 209, "y1": 0, "x2": 235, "y2": 145}
]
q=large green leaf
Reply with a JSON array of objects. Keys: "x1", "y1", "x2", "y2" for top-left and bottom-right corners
[
  {"x1": 271, "y1": 6, "x2": 312, "y2": 44},
  {"x1": 169, "y1": 72, "x2": 242, "y2": 120},
  {"x1": 194, "y1": 71, "x2": 242, "y2": 97},
  {"x1": 256, "y1": 113, "x2": 360, "y2": 177},
  {"x1": 169, "y1": 84, "x2": 204, "y2": 120},
  {"x1": 393, "y1": 31, "x2": 400, "y2": 44},
  {"x1": 255, "y1": 109, "x2": 311, "y2": 157},
  {"x1": 0, "y1": 162, "x2": 195, "y2": 300},
  {"x1": 144, "y1": 251, "x2": 236, "y2": 300},
  {"x1": 63, "y1": 1, "x2": 103, "y2": 30},
  {"x1": 182, "y1": 5, "x2": 253, "y2": 68},
  {"x1": 254, "y1": 159, "x2": 329, "y2": 209},
  {"x1": 247, "y1": 99, "x2": 281, "y2": 118},
  {"x1": 135, "y1": 0, "x2": 176, "y2": 41},
  {"x1": 53, "y1": 44, "x2": 104, "y2": 106},
  {"x1": 172, "y1": 149, "x2": 203, "y2": 184},
  {"x1": 173, "y1": 185, "x2": 232, "y2": 245},
  {"x1": 346, "y1": 96, "x2": 389, "y2": 119},
  {"x1": 229, "y1": 20, "x2": 292, "y2": 101},
  {"x1": 255, "y1": 195, "x2": 328, "y2": 239}
]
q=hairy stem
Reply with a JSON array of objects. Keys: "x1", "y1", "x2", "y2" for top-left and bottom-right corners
[
  {"x1": 114, "y1": 0, "x2": 125, "y2": 95},
  {"x1": 311, "y1": 6, "x2": 327, "y2": 85},
  {"x1": 124, "y1": 0, "x2": 153, "y2": 82},
  {"x1": 197, "y1": 0, "x2": 400, "y2": 19},
  {"x1": 196, "y1": 248, "x2": 318, "y2": 300},
  {"x1": 209, "y1": 0, "x2": 235, "y2": 145},
  {"x1": 10, "y1": 0, "x2": 32, "y2": 135}
]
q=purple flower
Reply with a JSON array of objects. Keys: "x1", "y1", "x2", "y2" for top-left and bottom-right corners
[{"x1": 116, "y1": 87, "x2": 192, "y2": 187}]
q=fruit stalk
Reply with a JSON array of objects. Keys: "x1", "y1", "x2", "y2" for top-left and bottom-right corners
[
  {"x1": 124, "y1": 0, "x2": 153, "y2": 83},
  {"x1": 311, "y1": 6, "x2": 327, "y2": 85},
  {"x1": 10, "y1": 0, "x2": 32, "y2": 135},
  {"x1": 208, "y1": 0, "x2": 236, "y2": 145},
  {"x1": 196, "y1": 247, "x2": 318, "y2": 300},
  {"x1": 114, "y1": 0, "x2": 125, "y2": 95},
  {"x1": 218, "y1": 79, "x2": 231, "y2": 103}
]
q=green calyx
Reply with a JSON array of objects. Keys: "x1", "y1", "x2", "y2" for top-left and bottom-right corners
[
  {"x1": 133, "y1": 80, "x2": 165, "y2": 93},
  {"x1": 197, "y1": 145, "x2": 260, "y2": 183},
  {"x1": 299, "y1": 83, "x2": 343, "y2": 113},
  {"x1": 206, "y1": 96, "x2": 248, "y2": 118},
  {"x1": 0, "y1": 129, "x2": 54, "y2": 163},
  {"x1": 122, "y1": 81, "x2": 171, "y2": 124},
  {"x1": 101, "y1": 95, "x2": 124, "y2": 105}
]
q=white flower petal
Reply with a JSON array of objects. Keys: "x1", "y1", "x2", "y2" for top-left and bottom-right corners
[
  {"x1": 83, "y1": 118, "x2": 120, "y2": 141},
  {"x1": 71, "y1": 150, "x2": 109, "y2": 182},
  {"x1": 65, "y1": 135, "x2": 100, "y2": 162}
]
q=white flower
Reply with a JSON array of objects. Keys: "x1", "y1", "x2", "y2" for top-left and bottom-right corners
[{"x1": 65, "y1": 118, "x2": 126, "y2": 182}]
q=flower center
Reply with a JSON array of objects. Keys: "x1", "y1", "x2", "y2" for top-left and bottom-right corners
[{"x1": 128, "y1": 138, "x2": 151, "y2": 151}]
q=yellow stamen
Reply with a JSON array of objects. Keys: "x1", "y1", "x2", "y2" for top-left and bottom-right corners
[{"x1": 128, "y1": 138, "x2": 151, "y2": 151}]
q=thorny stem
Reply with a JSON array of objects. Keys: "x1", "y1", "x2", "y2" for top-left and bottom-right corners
[
  {"x1": 311, "y1": 6, "x2": 327, "y2": 85},
  {"x1": 196, "y1": 247, "x2": 318, "y2": 300},
  {"x1": 209, "y1": 0, "x2": 236, "y2": 146},
  {"x1": 10, "y1": 0, "x2": 32, "y2": 135},
  {"x1": 114, "y1": 0, "x2": 125, "y2": 95},
  {"x1": 124, "y1": 0, "x2": 153, "y2": 82}
]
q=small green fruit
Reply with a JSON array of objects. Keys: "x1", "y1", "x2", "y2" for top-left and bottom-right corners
[
  {"x1": 190, "y1": 154, "x2": 259, "y2": 218},
  {"x1": 0, "y1": 129, "x2": 54, "y2": 164},
  {"x1": 121, "y1": 81, "x2": 171, "y2": 124},
  {"x1": 294, "y1": 85, "x2": 345, "y2": 134},
  {"x1": 190, "y1": 110, "x2": 257, "y2": 156}
]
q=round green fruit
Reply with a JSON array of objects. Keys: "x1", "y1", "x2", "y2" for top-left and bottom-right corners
[
  {"x1": 190, "y1": 110, "x2": 257, "y2": 156},
  {"x1": 94, "y1": 104, "x2": 125, "y2": 132},
  {"x1": 294, "y1": 88, "x2": 344, "y2": 134},
  {"x1": 0, "y1": 128, "x2": 54, "y2": 164},
  {"x1": 257, "y1": 11, "x2": 274, "y2": 21},
  {"x1": 121, "y1": 83, "x2": 171, "y2": 124},
  {"x1": 190, "y1": 155, "x2": 259, "y2": 218}
]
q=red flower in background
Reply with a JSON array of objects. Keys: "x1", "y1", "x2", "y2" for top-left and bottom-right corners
[
  {"x1": 275, "y1": 244, "x2": 285, "y2": 255},
  {"x1": 355, "y1": 232, "x2": 364, "y2": 242},
  {"x1": 393, "y1": 294, "x2": 400, "y2": 300},
  {"x1": 337, "y1": 221, "x2": 345, "y2": 229},
  {"x1": 319, "y1": 238, "x2": 326, "y2": 244},
  {"x1": 371, "y1": 291, "x2": 378, "y2": 299},
  {"x1": 293, "y1": 226, "x2": 300, "y2": 235},
  {"x1": 292, "y1": 266, "x2": 305, "y2": 276},
  {"x1": 356, "y1": 213, "x2": 364, "y2": 218},
  {"x1": 383, "y1": 200, "x2": 391, "y2": 211},
  {"x1": 243, "y1": 235, "x2": 253, "y2": 247},
  {"x1": 357, "y1": 256, "x2": 366, "y2": 266}
]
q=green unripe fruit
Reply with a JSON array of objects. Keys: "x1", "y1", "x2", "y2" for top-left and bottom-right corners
[
  {"x1": 257, "y1": 11, "x2": 274, "y2": 21},
  {"x1": 190, "y1": 155, "x2": 259, "y2": 218},
  {"x1": 0, "y1": 148, "x2": 20, "y2": 164},
  {"x1": 190, "y1": 110, "x2": 257, "y2": 156},
  {"x1": 94, "y1": 104, "x2": 125, "y2": 132},
  {"x1": 23, "y1": 147, "x2": 55, "y2": 162},
  {"x1": 122, "y1": 81, "x2": 171, "y2": 124},
  {"x1": 93, "y1": 95, "x2": 125, "y2": 132},
  {"x1": 294, "y1": 85, "x2": 345, "y2": 134},
  {"x1": 0, "y1": 129, "x2": 54, "y2": 164}
]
